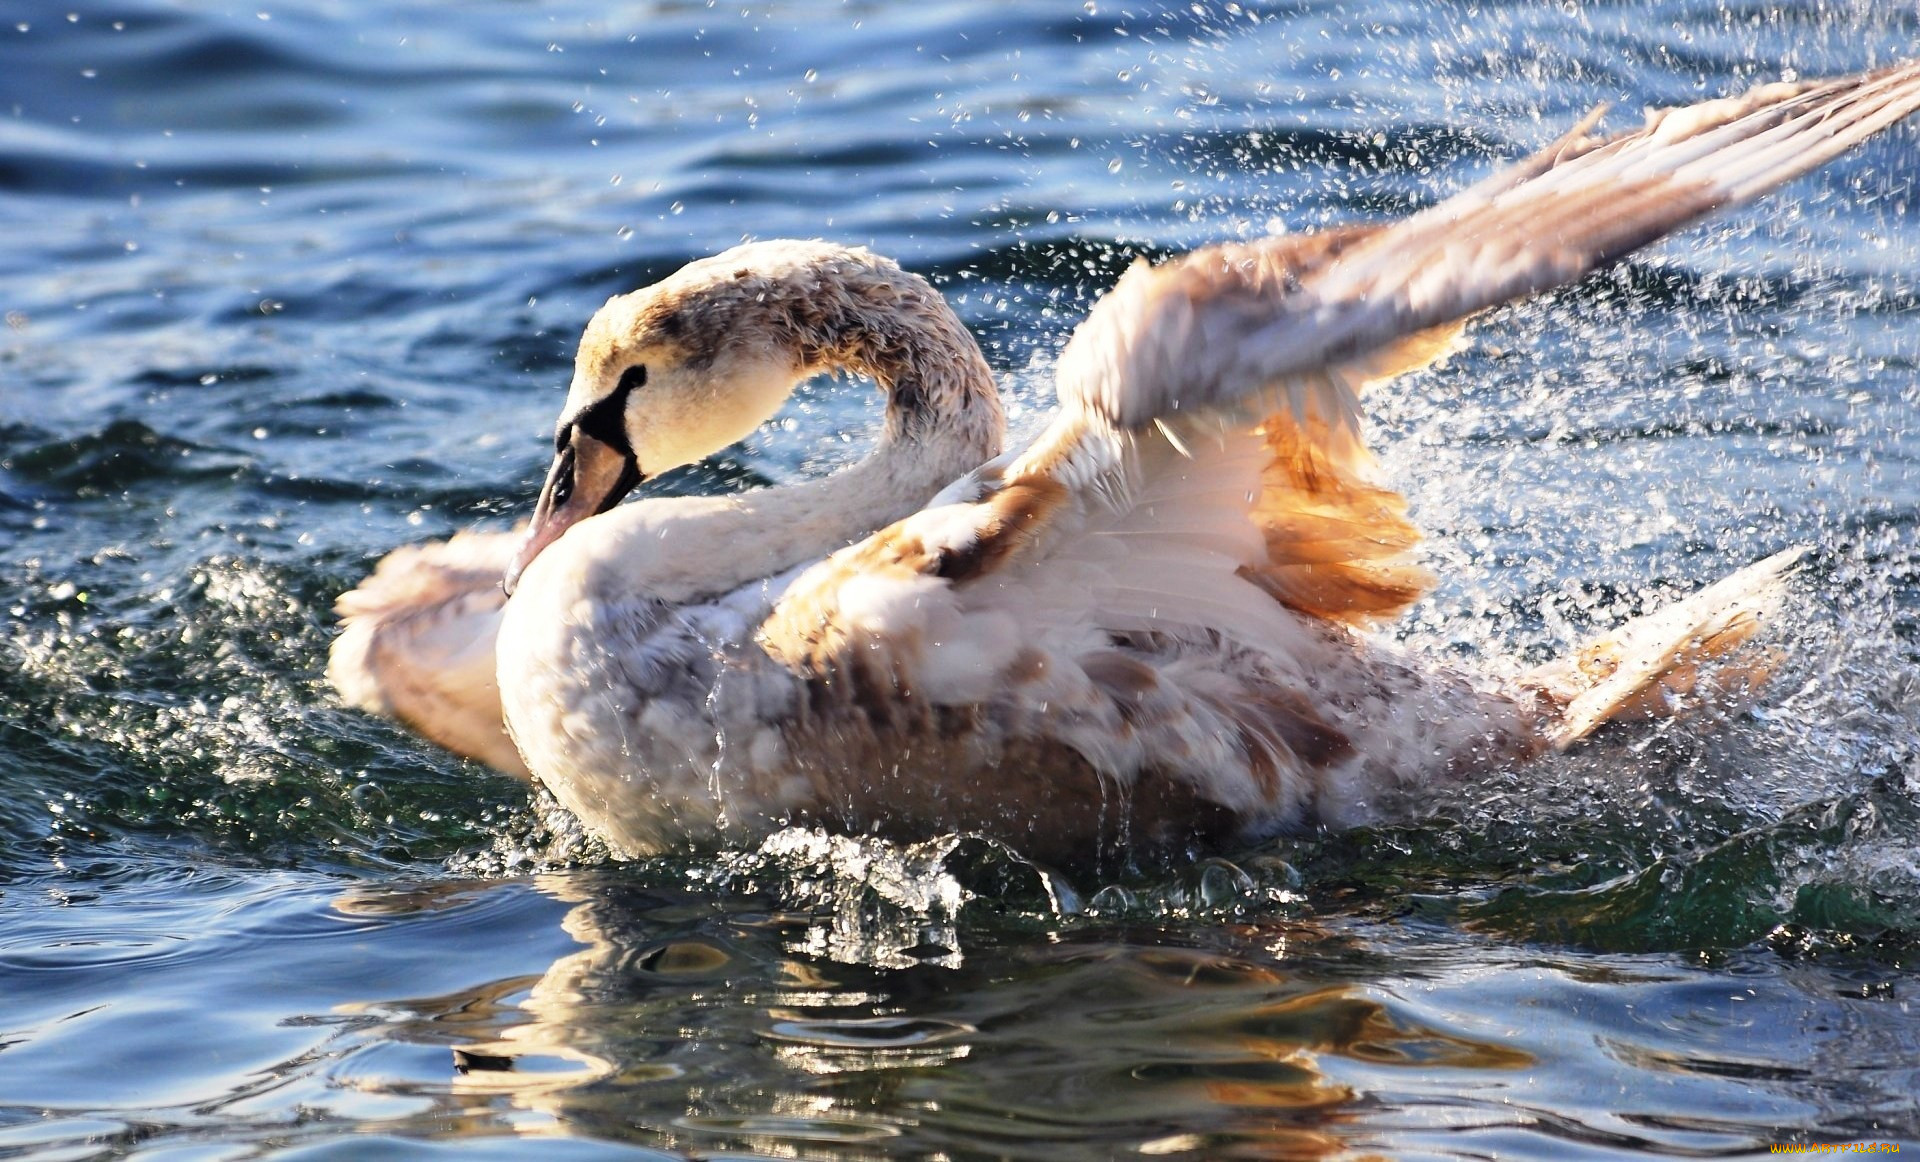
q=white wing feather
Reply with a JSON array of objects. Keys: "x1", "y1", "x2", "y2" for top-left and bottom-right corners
[
  {"x1": 1048, "y1": 63, "x2": 1920, "y2": 446},
  {"x1": 768, "y1": 64, "x2": 1920, "y2": 683}
]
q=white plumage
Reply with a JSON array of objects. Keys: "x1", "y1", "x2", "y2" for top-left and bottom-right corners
[{"x1": 330, "y1": 66, "x2": 1920, "y2": 862}]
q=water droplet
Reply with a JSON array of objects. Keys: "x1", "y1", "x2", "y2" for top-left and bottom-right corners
[{"x1": 1197, "y1": 858, "x2": 1254, "y2": 907}]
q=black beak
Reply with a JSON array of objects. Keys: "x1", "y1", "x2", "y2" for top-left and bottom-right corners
[{"x1": 503, "y1": 428, "x2": 644, "y2": 596}]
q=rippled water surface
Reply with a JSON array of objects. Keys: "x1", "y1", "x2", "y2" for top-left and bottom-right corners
[{"x1": 4, "y1": 1, "x2": 1919, "y2": 1157}]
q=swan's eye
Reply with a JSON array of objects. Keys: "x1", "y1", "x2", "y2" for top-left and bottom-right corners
[
  {"x1": 547, "y1": 444, "x2": 576, "y2": 509},
  {"x1": 568, "y1": 365, "x2": 645, "y2": 455}
]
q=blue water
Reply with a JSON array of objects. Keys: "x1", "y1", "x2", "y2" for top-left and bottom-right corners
[{"x1": 3, "y1": 1, "x2": 1919, "y2": 1156}]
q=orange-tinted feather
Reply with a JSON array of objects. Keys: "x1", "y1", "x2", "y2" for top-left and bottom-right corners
[
  {"x1": 1239, "y1": 415, "x2": 1432, "y2": 625},
  {"x1": 1236, "y1": 321, "x2": 1465, "y2": 626}
]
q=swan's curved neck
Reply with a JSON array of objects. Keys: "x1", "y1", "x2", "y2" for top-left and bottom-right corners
[
  {"x1": 786, "y1": 256, "x2": 1003, "y2": 472},
  {"x1": 542, "y1": 258, "x2": 1005, "y2": 607},
  {"x1": 739, "y1": 256, "x2": 1006, "y2": 571}
]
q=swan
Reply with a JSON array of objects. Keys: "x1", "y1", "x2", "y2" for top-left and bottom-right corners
[{"x1": 331, "y1": 66, "x2": 1920, "y2": 862}]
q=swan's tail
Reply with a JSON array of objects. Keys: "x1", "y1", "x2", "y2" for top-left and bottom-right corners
[
  {"x1": 328, "y1": 529, "x2": 529, "y2": 777},
  {"x1": 1524, "y1": 547, "x2": 1807, "y2": 748}
]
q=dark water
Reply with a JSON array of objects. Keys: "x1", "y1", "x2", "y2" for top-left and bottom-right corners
[{"x1": 4, "y1": 0, "x2": 1919, "y2": 1156}]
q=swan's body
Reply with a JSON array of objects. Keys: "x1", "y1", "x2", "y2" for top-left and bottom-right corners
[{"x1": 332, "y1": 66, "x2": 1920, "y2": 862}]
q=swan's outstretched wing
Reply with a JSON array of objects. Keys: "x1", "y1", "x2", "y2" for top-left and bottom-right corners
[
  {"x1": 1054, "y1": 63, "x2": 1920, "y2": 435},
  {"x1": 757, "y1": 65, "x2": 1919, "y2": 777},
  {"x1": 1011, "y1": 63, "x2": 1920, "y2": 620}
]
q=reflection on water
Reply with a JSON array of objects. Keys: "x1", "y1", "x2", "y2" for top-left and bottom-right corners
[
  {"x1": 263, "y1": 844, "x2": 1902, "y2": 1159},
  {"x1": 2, "y1": 841, "x2": 1916, "y2": 1157},
  {"x1": 346, "y1": 864, "x2": 1512, "y2": 1160}
]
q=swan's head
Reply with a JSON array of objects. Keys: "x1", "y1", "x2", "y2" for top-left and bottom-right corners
[{"x1": 504, "y1": 241, "x2": 861, "y2": 594}]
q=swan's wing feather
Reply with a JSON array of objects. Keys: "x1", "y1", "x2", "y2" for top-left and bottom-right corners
[
  {"x1": 329, "y1": 529, "x2": 529, "y2": 777},
  {"x1": 1056, "y1": 64, "x2": 1920, "y2": 442},
  {"x1": 759, "y1": 473, "x2": 1071, "y2": 679},
  {"x1": 1008, "y1": 63, "x2": 1920, "y2": 620},
  {"x1": 753, "y1": 66, "x2": 1918, "y2": 817},
  {"x1": 753, "y1": 420, "x2": 1495, "y2": 832},
  {"x1": 761, "y1": 64, "x2": 1920, "y2": 669}
]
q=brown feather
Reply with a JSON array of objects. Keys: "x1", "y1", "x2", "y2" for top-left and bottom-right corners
[
  {"x1": 759, "y1": 476, "x2": 1068, "y2": 676},
  {"x1": 1240, "y1": 407, "x2": 1434, "y2": 626}
]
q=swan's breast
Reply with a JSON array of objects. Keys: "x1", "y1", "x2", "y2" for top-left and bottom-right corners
[{"x1": 495, "y1": 534, "x2": 819, "y2": 856}]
